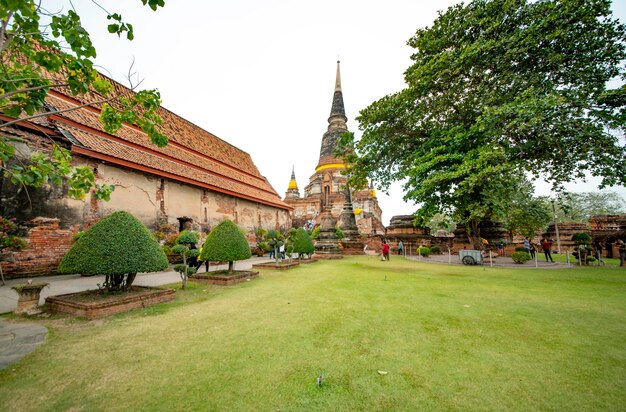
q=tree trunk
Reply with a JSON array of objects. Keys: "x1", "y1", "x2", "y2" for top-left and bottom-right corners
[
  {"x1": 126, "y1": 273, "x2": 137, "y2": 290},
  {"x1": 228, "y1": 261, "x2": 234, "y2": 274},
  {"x1": 468, "y1": 221, "x2": 482, "y2": 250}
]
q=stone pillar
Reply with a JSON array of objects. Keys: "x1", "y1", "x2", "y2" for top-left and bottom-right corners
[{"x1": 12, "y1": 283, "x2": 48, "y2": 315}]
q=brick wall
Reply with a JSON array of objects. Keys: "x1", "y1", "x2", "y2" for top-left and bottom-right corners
[{"x1": 1, "y1": 217, "x2": 78, "y2": 279}]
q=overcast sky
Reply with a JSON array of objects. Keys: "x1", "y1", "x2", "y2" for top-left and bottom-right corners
[{"x1": 48, "y1": 0, "x2": 626, "y2": 225}]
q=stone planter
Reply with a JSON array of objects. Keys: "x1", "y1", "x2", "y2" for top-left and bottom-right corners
[
  {"x1": 191, "y1": 270, "x2": 259, "y2": 286},
  {"x1": 46, "y1": 286, "x2": 175, "y2": 319},
  {"x1": 11, "y1": 282, "x2": 49, "y2": 315}
]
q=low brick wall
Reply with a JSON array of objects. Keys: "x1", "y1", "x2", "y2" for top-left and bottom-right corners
[
  {"x1": 1, "y1": 217, "x2": 79, "y2": 279},
  {"x1": 252, "y1": 262, "x2": 299, "y2": 270},
  {"x1": 46, "y1": 287, "x2": 175, "y2": 319},
  {"x1": 192, "y1": 271, "x2": 258, "y2": 286}
]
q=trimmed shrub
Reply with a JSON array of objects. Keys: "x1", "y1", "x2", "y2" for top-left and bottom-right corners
[
  {"x1": 292, "y1": 227, "x2": 314, "y2": 258},
  {"x1": 418, "y1": 246, "x2": 431, "y2": 257},
  {"x1": 57, "y1": 211, "x2": 168, "y2": 291},
  {"x1": 511, "y1": 251, "x2": 531, "y2": 264},
  {"x1": 430, "y1": 245, "x2": 441, "y2": 254},
  {"x1": 571, "y1": 232, "x2": 592, "y2": 244},
  {"x1": 200, "y1": 219, "x2": 251, "y2": 273},
  {"x1": 515, "y1": 246, "x2": 527, "y2": 252}
]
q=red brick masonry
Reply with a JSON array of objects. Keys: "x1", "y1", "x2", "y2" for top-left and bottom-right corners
[{"x1": 46, "y1": 287, "x2": 175, "y2": 319}]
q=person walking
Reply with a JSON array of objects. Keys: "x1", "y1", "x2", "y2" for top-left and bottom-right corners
[
  {"x1": 397, "y1": 240, "x2": 404, "y2": 256},
  {"x1": 541, "y1": 238, "x2": 555, "y2": 263},
  {"x1": 594, "y1": 241, "x2": 604, "y2": 265},
  {"x1": 523, "y1": 237, "x2": 531, "y2": 255},
  {"x1": 498, "y1": 241, "x2": 505, "y2": 256},
  {"x1": 529, "y1": 240, "x2": 536, "y2": 260},
  {"x1": 382, "y1": 241, "x2": 390, "y2": 261}
]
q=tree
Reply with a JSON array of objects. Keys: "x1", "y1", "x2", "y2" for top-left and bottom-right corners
[
  {"x1": 57, "y1": 210, "x2": 168, "y2": 291},
  {"x1": 266, "y1": 229, "x2": 285, "y2": 265},
  {"x1": 541, "y1": 191, "x2": 626, "y2": 223},
  {"x1": 291, "y1": 227, "x2": 314, "y2": 259},
  {"x1": 171, "y1": 230, "x2": 199, "y2": 290},
  {"x1": 504, "y1": 182, "x2": 552, "y2": 238},
  {"x1": 199, "y1": 219, "x2": 252, "y2": 274},
  {"x1": 343, "y1": 0, "x2": 626, "y2": 247},
  {"x1": 0, "y1": 0, "x2": 166, "y2": 201}
]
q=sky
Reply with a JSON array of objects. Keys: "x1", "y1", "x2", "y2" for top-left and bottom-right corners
[{"x1": 47, "y1": 0, "x2": 626, "y2": 225}]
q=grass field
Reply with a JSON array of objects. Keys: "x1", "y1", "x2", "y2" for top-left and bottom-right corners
[{"x1": 1, "y1": 256, "x2": 625, "y2": 411}]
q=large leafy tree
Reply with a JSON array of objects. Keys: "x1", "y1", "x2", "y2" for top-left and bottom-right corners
[
  {"x1": 0, "y1": 0, "x2": 166, "y2": 201},
  {"x1": 344, "y1": 0, "x2": 626, "y2": 246}
]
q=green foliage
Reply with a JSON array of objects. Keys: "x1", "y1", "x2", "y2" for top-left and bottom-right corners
[
  {"x1": 200, "y1": 220, "x2": 251, "y2": 271},
  {"x1": 512, "y1": 252, "x2": 531, "y2": 264},
  {"x1": 57, "y1": 211, "x2": 168, "y2": 290},
  {"x1": 177, "y1": 230, "x2": 199, "y2": 246},
  {"x1": 418, "y1": 246, "x2": 431, "y2": 257},
  {"x1": 292, "y1": 227, "x2": 314, "y2": 256},
  {"x1": 335, "y1": 226, "x2": 345, "y2": 240},
  {"x1": 430, "y1": 245, "x2": 441, "y2": 254},
  {"x1": 345, "y1": 0, "x2": 626, "y2": 243},
  {"x1": 542, "y1": 192, "x2": 626, "y2": 223},
  {"x1": 0, "y1": 216, "x2": 26, "y2": 251},
  {"x1": 311, "y1": 226, "x2": 320, "y2": 239},
  {"x1": 572, "y1": 232, "x2": 592, "y2": 245},
  {"x1": 504, "y1": 182, "x2": 552, "y2": 238},
  {"x1": 515, "y1": 247, "x2": 527, "y2": 252},
  {"x1": 0, "y1": 0, "x2": 166, "y2": 200}
]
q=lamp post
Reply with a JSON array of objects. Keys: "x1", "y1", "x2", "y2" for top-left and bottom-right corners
[{"x1": 551, "y1": 198, "x2": 562, "y2": 254}]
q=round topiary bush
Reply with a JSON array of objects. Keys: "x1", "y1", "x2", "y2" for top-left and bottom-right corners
[
  {"x1": 511, "y1": 251, "x2": 531, "y2": 264},
  {"x1": 418, "y1": 246, "x2": 431, "y2": 257},
  {"x1": 199, "y1": 219, "x2": 251, "y2": 273},
  {"x1": 430, "y1": 245, "x2": 441, "y2": 254},
  {"x1": 292, "y1": 227, "x2": 314, "y2": 258},
  {"x1": 57, "y1": 211, "x2": 168, "y2": 291}
]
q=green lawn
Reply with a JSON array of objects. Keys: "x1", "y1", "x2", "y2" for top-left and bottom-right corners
[{"x1": 1, "y1": 256, "x2": 625, "y2": 411}]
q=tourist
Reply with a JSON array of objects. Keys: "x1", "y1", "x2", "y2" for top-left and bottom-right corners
[
  {"x1": 398, "y1": 240, "x2": 404, "y2": 256},
  {"x1": 594, "y1": 241, "x2": 604, "y2": 264},
  {"x1": 541, "y1": 238, "x2": 554, "y2": 263},
  {"x1": 498, "y1": 241, "x2": 505, "y2": 256},
  {"x1": 279, "y1": 244, "x2": 285, "y2": 259},
  {"x1": 523, "y1": 237, "x2": 531, "y2": 255},
  {"x1": 617, "y1": 239, "x2": 625, "y2": 267},
  {"x1": 382, "y1": 241, "x2": 390, "y2": 261},
  {"x1": 529, "y1": 240, "x2": 536, "y2": 260},
  {"x1": 188, "y1": 243, "x2": 199, "y2": 269}
]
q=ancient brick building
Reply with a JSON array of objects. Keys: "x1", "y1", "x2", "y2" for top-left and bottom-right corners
[
  {"x1": 284, "y1": 61, "x2": 384, "y2": 236},
  {"x1": 1, "y1": 73, "x2": 292, "y2": 277}
]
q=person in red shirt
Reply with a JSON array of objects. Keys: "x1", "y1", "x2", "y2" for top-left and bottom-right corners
[
  {"x1": 541, "y1": 238, "x2": 554, "y2": 263},
  {"x1": 382, "y1": 241, "x2": 390, "y2": 261}
]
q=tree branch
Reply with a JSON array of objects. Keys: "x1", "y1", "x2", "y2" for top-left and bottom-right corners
[
  {"x1": 0, "y1": 12, "x2": 15, "y2": 53},
  {"x1": 0, "y1": 83, "x2": 68, "y2": 100}
]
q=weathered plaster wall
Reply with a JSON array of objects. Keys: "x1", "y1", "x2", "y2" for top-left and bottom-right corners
[{"x1": 2, "y1": 155, "x2": 290, "y2": 277}]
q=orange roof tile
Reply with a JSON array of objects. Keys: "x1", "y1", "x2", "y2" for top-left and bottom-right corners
[{"x1": 43, "y1": 87, "x2": 290, "y2": 210}]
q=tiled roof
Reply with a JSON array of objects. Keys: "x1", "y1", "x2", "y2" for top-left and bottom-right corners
[{"x1": 42, "y1": 86, "x2": 290, "y2": 210}]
